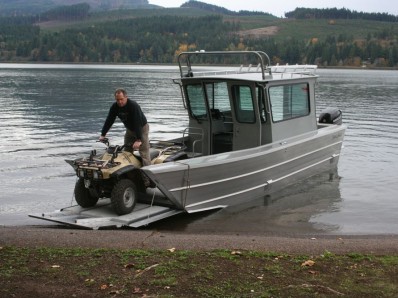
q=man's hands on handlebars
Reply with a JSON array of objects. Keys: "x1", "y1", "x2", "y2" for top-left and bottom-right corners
[
  {"x1": 98, "y1": 136, "x2": 109, "y2": 146},
  {"x1": 97, "y1": 136, "x2": 141, "y2": 150}
]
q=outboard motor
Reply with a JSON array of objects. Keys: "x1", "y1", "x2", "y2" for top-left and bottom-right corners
[{"x1": 319, "y1": 107, "x2": 342, "y2": 125}]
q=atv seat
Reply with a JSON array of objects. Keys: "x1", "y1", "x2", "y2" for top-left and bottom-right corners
[{"x1": 133, "y1": 148, "x2": 161, "y2": 165}]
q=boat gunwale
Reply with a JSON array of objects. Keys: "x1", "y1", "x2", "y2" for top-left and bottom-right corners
[
  {"x1": 142, "y1": 124, "x2": 346, "y2": 174},
  {"x1": 168, "y1": 139, "x2": 344, "y2": 193}
]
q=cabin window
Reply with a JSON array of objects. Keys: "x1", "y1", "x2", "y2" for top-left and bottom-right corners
[
  {"x1": 186, "y1": 84, "x2": 208, "y2": 120},
  {"x1": 205, "y1": 82, "x2": 231, "y2": 117},
  {"x1": 269, "y1": 83, "x2": 310, "y2": 122},
  {"x1": 232, "y1": 85, "x2": 255, "y2": 123}
]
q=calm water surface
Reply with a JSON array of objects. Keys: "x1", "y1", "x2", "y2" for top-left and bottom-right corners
[{"x1": 0, "y1": 64, "x2": 397, "y2": 235}]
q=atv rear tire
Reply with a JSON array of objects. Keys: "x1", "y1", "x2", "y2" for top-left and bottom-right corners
[
  {"x1": 74, "y1": 178, "x2": 99, "y2": 208},
  {"x1": 111, "y1": 179, "x2": 137, "y2": 215}
]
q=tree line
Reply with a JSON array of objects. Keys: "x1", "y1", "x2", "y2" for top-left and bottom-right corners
[
  {"x1": 40, "y1": 3, "x2": 90, "y2": 21},
  {"x1": 0, "y1": 14, "x2": 397, "y2": 67},
  {"x1": 181, "y1": 0, "x2": 272, "y2": 16},
  {"x1": 0, "y1": 0, "x2": 149, "y2": 16},
  {"x1": 285, "y1": 8, "x2": 398, "y2": 23}
]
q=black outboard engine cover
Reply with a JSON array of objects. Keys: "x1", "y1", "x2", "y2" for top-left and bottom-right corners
[{"x1": 319, "y1": 107, "x2": 342, "y2": 125}]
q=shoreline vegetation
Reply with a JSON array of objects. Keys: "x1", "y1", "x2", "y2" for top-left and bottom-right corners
[
  {"x1": 1, "y1": 227, "x2": 397, "y2": 297},
  {"x1": 1, "y1": 246, "x2": 397, "y2": 297}
]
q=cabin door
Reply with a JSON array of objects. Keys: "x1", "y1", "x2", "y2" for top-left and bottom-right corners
[
  {"x1": 204, "y1": 82, "x2": 233, "y2": 154},
  {"x1": 231, "y1": 84, "x2": 261, "y2": 151},
  {"x1": 184, "y1": 83, "x2": 211, "y2": 156}
]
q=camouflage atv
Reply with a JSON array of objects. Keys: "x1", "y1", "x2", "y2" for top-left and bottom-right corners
[{"x1": 66, "y1": 138, "x2": 187, "y2": 215}]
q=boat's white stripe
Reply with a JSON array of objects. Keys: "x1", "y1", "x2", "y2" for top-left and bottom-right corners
[
  {"x1": 170, "y1": 140, "x2": 342, "y2": 192},
  {"x1": 185, "y1": 153, "x2": 339, "y2": 208}
]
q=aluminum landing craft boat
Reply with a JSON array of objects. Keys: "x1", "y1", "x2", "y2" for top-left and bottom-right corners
[{"x1": 30, "y1": 51, "x2": 346, "y2": 229}]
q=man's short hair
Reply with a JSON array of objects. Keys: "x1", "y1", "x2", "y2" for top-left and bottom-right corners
[{"x1": 114, "y1": 88, "x2": 127, "y2": 97}]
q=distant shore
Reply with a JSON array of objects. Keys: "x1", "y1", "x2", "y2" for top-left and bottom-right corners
[{"x1": 1, "y1": 61, "x2": 397, "y2": 71}]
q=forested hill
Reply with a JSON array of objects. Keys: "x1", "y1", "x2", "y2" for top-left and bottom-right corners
[
  {"x1": 0, "y1": 0, "x2": 151, "y2": 16},
  {"x1": 0, "y1": 3, "x2": 397, "y2": 68},
  {"x1": 285, "y1": 8, "x2": 398, "y2": 22},
  {"x1": 181, "y1": 0, "x2": 274, "y2": 16}
]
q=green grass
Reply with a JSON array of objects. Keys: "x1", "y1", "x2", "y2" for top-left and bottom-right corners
[{"x1": 1, "y1": 246, "x2": 397, "y2": 297}]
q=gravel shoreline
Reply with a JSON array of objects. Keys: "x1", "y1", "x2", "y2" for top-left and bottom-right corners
[{"x1": 1, "y1": 226, "x2": 398, "y2": 255}]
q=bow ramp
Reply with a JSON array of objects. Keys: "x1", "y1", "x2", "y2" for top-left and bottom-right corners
[{"x1": 29, "y1": 196, "x2": 184, "y2": 230}]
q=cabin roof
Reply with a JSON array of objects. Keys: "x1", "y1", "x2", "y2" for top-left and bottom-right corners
[{"x1": 177, "y1": 51, "x2": 317, "y2": 83}]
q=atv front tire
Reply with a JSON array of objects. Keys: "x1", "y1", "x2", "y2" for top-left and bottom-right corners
[
  {"x1": 111, "y1": 179, "x2": 137, "y2": 215},
  {"x1": 74, "y1": 178, "x2": 99, "y2": 208}
]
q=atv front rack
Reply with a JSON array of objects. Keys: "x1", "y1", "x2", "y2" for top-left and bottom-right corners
[
  {"x1": 65, "y1": 158, "x2": 119, "y2": 172},
  {"x1": 74, "y1": 159, "x2": 116, "y2": 169}
]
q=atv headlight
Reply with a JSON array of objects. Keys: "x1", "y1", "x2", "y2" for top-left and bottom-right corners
[
  {"x1": 78, "y1": 169, "x2": 85, "y2": 178},
  {"x1": 84, "y1": 179, "x2": 91, "y2": 188},
  {"x1": 93, "y1": 171, "x2": 102, "y2": 180}
]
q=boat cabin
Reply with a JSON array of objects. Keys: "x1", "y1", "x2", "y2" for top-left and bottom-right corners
[{"x1": 175, "y1": 51, "x2": 319, "y2": 157}]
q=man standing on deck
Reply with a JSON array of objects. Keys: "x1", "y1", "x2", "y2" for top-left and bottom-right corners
[{"x1": 99, "y1": 88, "x2": 151, "y2": 168}]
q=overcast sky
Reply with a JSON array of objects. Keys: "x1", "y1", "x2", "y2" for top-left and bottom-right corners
[{"x1": 149, "y1": 0, "x2": 398, "y2": 18}]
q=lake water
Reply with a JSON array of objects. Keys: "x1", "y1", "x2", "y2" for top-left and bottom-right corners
[{"x1": 0, "y1": 64, "x2": 397, "y2": 235}]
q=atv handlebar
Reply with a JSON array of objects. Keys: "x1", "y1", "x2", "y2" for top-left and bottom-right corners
[
  {"x1": 97, "y1": 137, "x2": 135, "y2": 149},
  {"x1": 97, "y1": 138, "x2": 137, "y2": 155},
  {"x1": 97, "y1": 138, "x2": 109, "y2": 146}
]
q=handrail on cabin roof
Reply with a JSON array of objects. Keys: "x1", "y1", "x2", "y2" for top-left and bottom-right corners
[
  {"x1": 177, "y1": 51, "x2": 317, "y2": 80},
  {"x1": 177, "y1": 50, "x2": 272, "y2": 80}
]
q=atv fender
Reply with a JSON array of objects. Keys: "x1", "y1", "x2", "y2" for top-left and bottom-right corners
[
  {"x1": 110, "y1": 165, "x2": 136, "y2": 178},
  {"x1": 65, "y1": 159, "x2": 78, "y2": 170}
]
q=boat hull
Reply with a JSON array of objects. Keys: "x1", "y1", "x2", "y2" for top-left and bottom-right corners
[{"x1": 142, "y1": 124, "x2": 346, "y2": 212}]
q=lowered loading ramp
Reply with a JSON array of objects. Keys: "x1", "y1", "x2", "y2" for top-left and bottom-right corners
[{"x1": 29, "y1": 199, "x2": 184, "y2": 229}]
